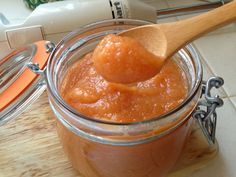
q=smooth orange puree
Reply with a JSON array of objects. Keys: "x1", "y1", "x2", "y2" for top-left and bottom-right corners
[
  {"x1": 93, "y1": 34, "x2": 165, "y2": 84},
  {"x1": 58, "y1": 34, "x2": 191, "y2": 177},
  {"x1": 60, "y1": 35, "x2": 188, "y2": 123}
]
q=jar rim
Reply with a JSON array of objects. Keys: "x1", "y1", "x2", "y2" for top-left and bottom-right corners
[{"x1": 46, "y1": 19, "x2": 203, "y2": 126}]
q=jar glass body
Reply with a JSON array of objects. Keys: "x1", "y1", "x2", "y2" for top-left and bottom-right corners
[{"x1": 46, "y1": 19, "x2": 202, "y2": 177}]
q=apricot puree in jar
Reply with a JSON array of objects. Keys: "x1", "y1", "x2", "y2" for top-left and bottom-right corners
[
  {"x1": 60, "y1": 34, "x2": 188, "y2": 123},
  {"x1": 58, "y1": 33, "x2": 191, "y2": 177}
]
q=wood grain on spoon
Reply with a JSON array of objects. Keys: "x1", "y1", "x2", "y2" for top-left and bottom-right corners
[
  {"x1": 94, "y1": 1, "x2": 236, "y2": 84},
  {"x1": 120, "y1": 0, "x2": 236, "y2": 59}
]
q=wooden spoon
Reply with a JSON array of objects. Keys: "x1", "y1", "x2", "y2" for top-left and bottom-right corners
[
  {"x1": 119, "y1": 0, "x2": 236, "y2": 60},
  {"x1": 93, "y1": 1, "x2": 236, "y2": 84}
]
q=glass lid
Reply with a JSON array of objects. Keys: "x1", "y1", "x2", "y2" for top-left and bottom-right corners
[{"x1": 0, "y1": 41, "x2": 53, "y2": 125}]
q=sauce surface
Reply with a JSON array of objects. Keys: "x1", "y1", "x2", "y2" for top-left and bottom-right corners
[{"x1": 60, "y1": 35, "x2": 188, "y2": 123}]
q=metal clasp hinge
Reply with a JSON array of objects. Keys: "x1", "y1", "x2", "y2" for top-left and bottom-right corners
[
  {"x1": 27, "y1": 41, "x2": 55, "y2": 76},
  {"x1": 27, "y1": 62, "x2": 45, "y2": 75},
  {"x1": 193, "y1": 76, "x2": 224, "y2": 145}
]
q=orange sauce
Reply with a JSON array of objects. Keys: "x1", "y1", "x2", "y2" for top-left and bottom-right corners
[
  {"x1": 58, "y1": 34, "x2": 190, "y2": 177},
  {"x1": 56, "y1": 117, "x2": 192, "y2": 177},
  {"x1": 60, "y1": 54, "x2": 187, "y2": 123}
]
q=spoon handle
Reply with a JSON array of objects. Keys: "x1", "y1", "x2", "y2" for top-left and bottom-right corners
[{"x1": 162, "y1": 0, "x2": 236, "y2": 57}]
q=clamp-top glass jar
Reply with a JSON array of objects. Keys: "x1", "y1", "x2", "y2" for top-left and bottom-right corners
[
  {"x1": 45, "y1": 19, "x2": 223, "y2": 177},
  {"x1": 0, "y1": 19, "x2": 223, "y2": 177}
]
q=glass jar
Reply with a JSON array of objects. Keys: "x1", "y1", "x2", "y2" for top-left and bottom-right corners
[
  {"x1": 45, "y1": 19, "x2": 216, "y2": 177},
  {"x1": 0, "y1": 19, "x2": 224, "y2": 177}
]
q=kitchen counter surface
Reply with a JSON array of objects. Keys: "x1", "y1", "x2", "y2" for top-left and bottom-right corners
[{"x1": 0, "y1": 0, "x2": 236, "y2": 177}]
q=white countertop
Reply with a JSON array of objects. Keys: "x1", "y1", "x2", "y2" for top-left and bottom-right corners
[{"x1": 1, "y1": 0, "x2": 236, "y2": 177}]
